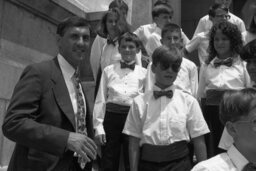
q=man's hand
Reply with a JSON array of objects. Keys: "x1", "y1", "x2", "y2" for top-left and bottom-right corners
[
  {"x1": 95, "y1": 134, "x2": 106, "y2": 146},
  {"x1": 67, "y1": 132, "x2": 97, "y2": 162}
]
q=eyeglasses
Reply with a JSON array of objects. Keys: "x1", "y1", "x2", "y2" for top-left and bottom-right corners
[
  {"x1": 215, "y1": 14, "x2": 231, "y2": 20},
  {"x1": 234, "y1": 118, "x2": 256, "y2": 132}
]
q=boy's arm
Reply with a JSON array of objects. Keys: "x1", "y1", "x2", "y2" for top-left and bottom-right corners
[
  {"x1": 93, "y1": 69, "x2": 108, "y2": 141},
  {"x1": 129, "y1": 136, "x2": 141, "y2": 171},
  {"x1": 190, "y1": 63, "x2": 199, "y2": 98},
  {"x1": 192, "y1": 135, "x2": 207, "y2": 162}
]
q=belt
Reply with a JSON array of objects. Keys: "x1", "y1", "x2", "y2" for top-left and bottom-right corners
[{"x1": 140, "y1": 141, "x2": 189, "y2": 163}]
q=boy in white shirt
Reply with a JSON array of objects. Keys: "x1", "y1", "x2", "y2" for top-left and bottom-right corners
[
  {"x1": 93, "y1": 32, "x2": 147, "y2": 171},
  {"x1": 193, "y1": 0, "x2": 245, "y2": 38},
  {"x1": 123, "y1": 45, "x2": 209, "y2": 171},
  {"x1": 145, "y1": 23, "x2": 198, "y2": 98},
  {"x1": 192, "y1": 88, "x2": 256, "y2": 171}
]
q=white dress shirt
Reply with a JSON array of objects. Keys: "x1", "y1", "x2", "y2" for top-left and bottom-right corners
[
  {"x1": 90, "y1": 35, "x2": 142, "y2": 81},
  {"x1": 93, "y1": 62, "x2": 147, "y2": 136},
  {"x1": 198, "y1": 56, "x2": 251, "y2": 98},
  {"x1": 186, "y1": 31, "x2": 209, "y2": 65},
  {"x1": 57, "y1": 54, "x2": 86, "y2": 120},
  {"x1": 193, "y1": 12, "x2": 246, "y2": 38},
  {"x1": 123, "y1": 85, "x2": 209, "y2": 145},
  {"x1": 145, "y1": 58, "x2": 198, "y2": 98},
  {"x1": 192, "y1": 145, "x2": 249, "y2": 171}
]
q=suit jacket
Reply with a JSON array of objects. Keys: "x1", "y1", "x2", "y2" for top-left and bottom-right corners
[{"x1": 2, "y1": 58, "x2": 94, "y2": 171}]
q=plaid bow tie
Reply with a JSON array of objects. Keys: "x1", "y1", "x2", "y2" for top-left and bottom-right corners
[
  {"x1": 107, "y1": 38, "x2": 116, "y2": 46},
  {"x1": 214, "y1": 57, "x2": 233, "y2": 68},
  {"x1": 242, "y1": 162, "x2": 256, "y2": 171},
  {"x1": 153, "y1": 90, "x2": 173, "y2": 99},
  {"x1": 120, "y1": 61, "x2": 135, "y2": 70}
]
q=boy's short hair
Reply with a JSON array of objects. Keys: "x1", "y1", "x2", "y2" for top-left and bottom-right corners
[
  {"x1": 57, "y1": 16, "x2": 90, "y2": 36},
  {"x1": 208, "y1": 3, "x2": 228, "y2": 18},
  {"x1": 152, "y1": 4, "x2": 173, "y2": 19},
  {"x1": 152, "y1": 45, "x2": 182, "y2": 72},
  {"x1": 240, "y1": 39, "x2": 256, "y2": 61},
  {"x1": 109, "y1": 0, "x2": 128, "y2": 16},
  {"x1": 118, "y1": 32, "x2": 141, "y2": 49},
  {"x1": 219, "y1": 88, "x2": 256, "y2": 125},
  {"x1": 161, "y1": 23, "x2": 181, "y2": 38}
]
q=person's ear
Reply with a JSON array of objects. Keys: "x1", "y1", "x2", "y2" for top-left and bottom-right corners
[{"x1": 226, "y1": 121, "x2": 237, "y2": 139}]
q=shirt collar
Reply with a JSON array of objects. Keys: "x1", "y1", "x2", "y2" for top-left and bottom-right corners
[
  {"x1": 227, "y1": 145, "x2": 249, "y2": 171},
  {"x1": 57, "y1": 53, "x2": 75, "y2": 79}
]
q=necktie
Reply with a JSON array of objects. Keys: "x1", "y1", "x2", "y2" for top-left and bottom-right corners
[
  {"x1": 153, "y1": 90, "x2": 173, "y2": 99},
  {"x1": 120, "y1": 61, "x2": 135, "y2": 70},
  {"x1": 214, "y1": 57, "x2": 233, "y2": 68},
  {"x1": 107, "y1": 38, "x2": 116, "y2": 46},
  {"x1": 72, "y1": 70, "x2": 87, "y2": 169},
  {"x1": 242, "y1": 162, "x2": 256, "y2": 171}
]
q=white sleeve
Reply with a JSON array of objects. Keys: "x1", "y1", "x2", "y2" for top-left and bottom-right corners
[
  {"x1": 181, "y1": 30, "x2": 190, "y2": 45},
  {"x1": 145, "y1": 35, "x2": 161, "y2": 57},
  {"x1": 90, "y1": 35, "x2": 104, "y2": 81},
  {"x1": 190, "y1": 63, "x2": 199, "y2": 98},
  {"x1": 93, "y1": 69, "x2": 108, "y2": 136},
  {"x1": 193, "y1": 17, "x2": 206, "y2": 38},
  {"x1": 185, "y1": 34, "x2": 201, "y2": 53}
]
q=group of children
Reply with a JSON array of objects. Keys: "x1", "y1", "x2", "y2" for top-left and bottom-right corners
[{"x1": 89, "y1": 0, "x2": 256, "y2": 170}]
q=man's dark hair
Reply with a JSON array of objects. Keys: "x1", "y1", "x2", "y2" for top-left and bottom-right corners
[
  {"x1": 109, "y1": 0, "x2": 128, "y2": 16},
  {"x1": 208, "y1": 3, "x2": 228, "y2": 18},
  {"x1": 240, "y1": 39, "x2": 256, "y2": 61},
  {"x1": 56, "y1": 16, "x2": 90, "y2": 36}
]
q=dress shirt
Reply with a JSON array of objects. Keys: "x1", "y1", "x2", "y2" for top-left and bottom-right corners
[
  {"x1": 192, "y1": 145, "x2": 249, "y2": 171},
  {"x1": 57, "y1": 54, "x2": 86, "y2": 116},
  {"x1": 193, "y1": 12, "x2": 246, "y2": 38},
  {"x1": 145, "y1": 27, "x2": 190, "y2": 58},
  {"x1": 186, "y1": 31, "x2": 209, "y2": 65},
  {"x1": 145, "y1": 58, "x2": 198, "y2": 98},
  {"x1": 90, "y1": 35, "x2": 142, "y2": 81},
  {"x1": 93, "y1": 62, "x2": 147, "y2": 136},
  {"x1": 197, "y1": 56, "x2": 251, "y2": 98},
  {"x1": 242, "y1": 31, "x2": 256, "y2": 45},
  {"x1": 123, "y1": 85, "x2": 209, "y2": 145}
]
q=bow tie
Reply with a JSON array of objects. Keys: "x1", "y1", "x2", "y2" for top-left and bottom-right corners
[
  {"x1": 120, "y1": 61, "x2": 135, "y2": 70},
  {"x1": 242, "y1": 162, "x2": 256, "y2": 171},
  {"x1": 214, "y1": 57, "x2": 233, "y2": 68},
  {"x1": 153, "y1": 90, "x2": 173, "y2": 99},
  {"x1": 107, "y1": 38, "x2": 116, "y2": 46}
]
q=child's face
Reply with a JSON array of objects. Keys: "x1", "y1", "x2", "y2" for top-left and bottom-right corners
[
  {"x1": 154, "y1": 13, "x2": 172, "y2": 29},
  {"x1": 152, "y1": 62, "x2": 179, "y2": 89},
  {"x1": 229, "y1": 107, "x2": 256, "y2": 152},
  {"x1": 106, "y1": 12, "x2": 119, "y2": 36},
  {"x1": 118, "y1": 39, "x2": 139, "y2": 63},
  {"x1": 246, "y1": 59, "x2": 256, "y2": 83},
  {"x1": 214, "y1": 29, "x2": 231, "y2": 58},
  {"x1": 212, "y1": 8, "x2": 229, "y2": 25},
  {"x1": 161, "y1": 31, "x2": 183, "y2": 49}
]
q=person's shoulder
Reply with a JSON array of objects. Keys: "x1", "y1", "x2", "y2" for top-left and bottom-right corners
[
  {"x1": 182, "y1": 58, "x2": 197, "y2": 67},
  {"x1": 199, "y1": 14, "x2": 209, "y2": 22},
  {"x1": 135, "y1": 65, "x2": 147, "y2": 73},
  {"x1": 229, "y1": 12, "x2": 243, "y2": 22},
  {"x1": 192, "y1": 153, "x2": 231, "y2": 171}
]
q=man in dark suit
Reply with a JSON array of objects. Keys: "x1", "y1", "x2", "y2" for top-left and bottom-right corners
[{"x1": 2, "y1": 16, "x2": 97, "y2": 171}]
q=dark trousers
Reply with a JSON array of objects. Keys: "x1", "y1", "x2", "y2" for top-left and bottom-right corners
[
  {"x1": 138, "y1": 155, "x2": 192, "y2": 171},
  {"x1": 101, "y1": 111, "x2": 130, "y2": 171},
  {"x1": 203, "y1": 105, "x2": 225, "y2": 158}
]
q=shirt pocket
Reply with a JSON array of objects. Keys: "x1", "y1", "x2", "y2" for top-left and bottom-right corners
[{"x1": 169, "y1": 115, "x2": 187, "y2": 140}]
